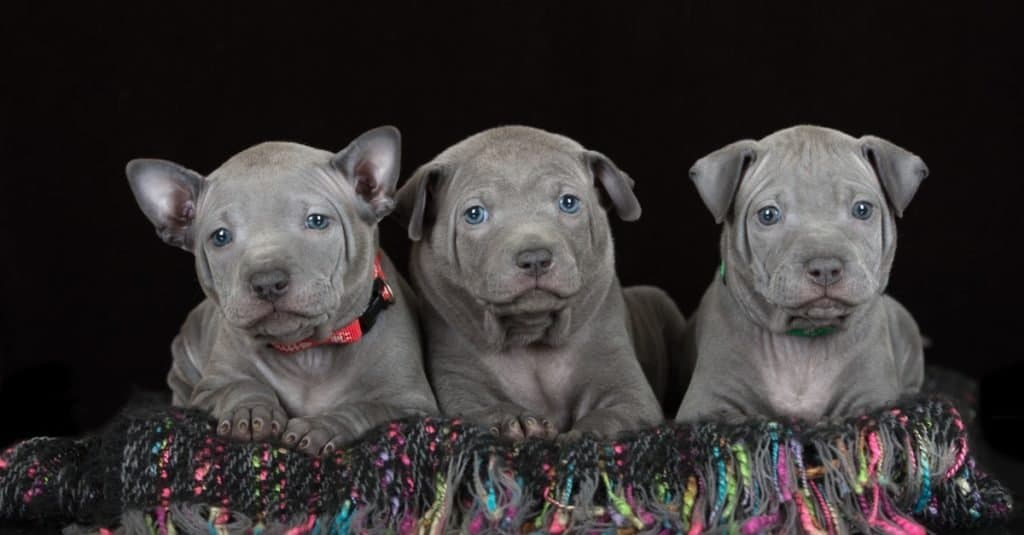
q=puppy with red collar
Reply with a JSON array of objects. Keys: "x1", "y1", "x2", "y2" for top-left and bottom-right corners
[{"x1": 127, "y1": 127, "x2": 438, "y2": 455}]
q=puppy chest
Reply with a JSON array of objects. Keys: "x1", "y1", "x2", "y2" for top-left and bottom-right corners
[
  {"x1": 256, "y1": 350, "x2": 356, "y2": 417},
  {"x1": 485, "y1": 350, "x2": 578, "y2": 422},
  {"x1": 754, "y1": 341, "x2": 854, "y2": 420}
]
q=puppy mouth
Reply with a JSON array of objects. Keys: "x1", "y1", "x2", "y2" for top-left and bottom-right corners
[
  {"x1": 485, "y1": 288, "x2": 571, "y2": 314},
  {"x1": 785, "y1": 297, "x2": 853, "y2": 327},
  {"x1": 247, "y1": 308, "x2": 330, "y2": 343}
]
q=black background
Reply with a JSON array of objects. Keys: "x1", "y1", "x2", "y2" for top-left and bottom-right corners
[{"x1": 2, "y1": 0, "x2": 1021, "y2": 484}]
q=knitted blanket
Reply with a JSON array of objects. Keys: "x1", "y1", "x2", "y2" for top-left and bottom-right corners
[{"x1": 0, "y1": 391, "x2": 1013, "y2": 534}]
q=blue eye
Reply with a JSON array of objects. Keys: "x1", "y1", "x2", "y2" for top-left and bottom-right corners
[
  {"x1": 210, "y1": 228, "x2": 233, "y2": 247},
  {"x1": 757, "y1": 206, "x2": 782, "y2": 225},
  {"x1": 558, "y1": 194, "x2": 581, "y2": 214},
  {"x1": 463, "y1": 205, "x2": 488, "y2": 225},
  {"x1": 852, "y1": 201, "x2": 874, "y2": 220},
  {"x1": 305, "y1": 213, "x2": 330, "y2": 230}
]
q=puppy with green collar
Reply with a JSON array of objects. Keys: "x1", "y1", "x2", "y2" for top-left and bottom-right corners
[{"x1": 676, "y1": 125, "x2": 927, "y2": 423}]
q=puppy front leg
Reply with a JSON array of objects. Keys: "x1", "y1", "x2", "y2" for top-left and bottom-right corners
[
  {"x1": 190, "y1": 375, "x2": 288, "y2": 443},
  {"x1": 436, "y1": 370, "x2": 558, "y2": 441},
  {"x1": 282, "y1": 403, "x2": 431, "y2": 455},
  {"x1": 569, "y1": 354, "x2": 664, "y2": 439},
  {"x1": 570, "y1": 397, "x2": 662, "y2": 440}
]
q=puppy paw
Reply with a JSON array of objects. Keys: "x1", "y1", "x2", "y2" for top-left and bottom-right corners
[
  {"x1": 488, "y1": 414, "x2": 558, "y2": 441},
  {"x1": 216, "y1": 404, "x2": 287, "y2": 442},
  {"x1": 281, "y1": 416, "x2": 355, "y2": 456},
  {"x1": 555, "y1": 429, "x2": 585, "y2": 445}
]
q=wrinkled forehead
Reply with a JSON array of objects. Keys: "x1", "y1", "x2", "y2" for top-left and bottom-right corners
[
  {"x1": 197, "y1": 147, "x2": 342, "y2": 214},
  {"x1": 739, "y1": 144, "x2": 881, "y2": 201},
  {"x1": 447, "y1": 147, "x2": 587, "y2": 196}
]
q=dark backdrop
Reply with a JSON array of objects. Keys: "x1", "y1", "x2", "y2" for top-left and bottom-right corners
[{"x1": 2, "y1": 3, "x2": 1021, "y2": 451}]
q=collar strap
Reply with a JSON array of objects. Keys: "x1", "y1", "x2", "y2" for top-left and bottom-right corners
[
  {"x1": 785, "y1": 326, "x2": 836, "y2": 338},
  {"x1": 269, "y1": 253, "x2": 395, "y2": 353}
]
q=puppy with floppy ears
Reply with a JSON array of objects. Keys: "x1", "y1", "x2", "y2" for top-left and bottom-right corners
[
  {"x1": 396, "y1": 126, "x2": 686, "y2": 440},
  {"x1": 676, "y1": 125, "x2": 927, "y2": 424},
  {"x1": 127, "y1": 126, "x2": 438, "y2": 455}
]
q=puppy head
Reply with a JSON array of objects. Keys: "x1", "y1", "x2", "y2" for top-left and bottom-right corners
[
  {"x1": 690, "y1": 125, "x2": 927, "y2": 332},
  {"x1": 397, "y1": 125, "x2": 639, "y2": 348},
  {"x1": 127, "y1": 126, "x2": 401, "y2": 345}
]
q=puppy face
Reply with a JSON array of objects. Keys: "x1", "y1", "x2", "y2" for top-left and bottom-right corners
[
  {"x1": 398, "y1": 126, "x2": 640, "y2": 348},
  {"x1": 739, "y1": 146, "x2": 890, "y2": 326},
  {"x1": 128, "y1": 127, "x2": 401, "y2": 345},
  {"x1": 690, "y1": 125, "x2": 928, "y2": 332}
]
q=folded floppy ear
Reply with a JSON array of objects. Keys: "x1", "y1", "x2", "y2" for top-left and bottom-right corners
[
  {"x1": 583, "y1": 150, "x2": 641, "y2": 221},
  {"x1": 688, "y1": 140, "x2": 760, "y2": 224},
  {"x1": 859, "y1": 135, "x2": 929, "y2": 217},
  {"x1": 126, "y1": 158, "x2": 203, "y2": 251},
  {"x1": 395, "y1": 162, "x2": 447, "y2": 241},
  {"x1": 331, "y1": 126, "x2": 402, "y2": 222}
]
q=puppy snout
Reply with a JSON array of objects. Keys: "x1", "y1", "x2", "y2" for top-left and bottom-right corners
[
  {"x1": 250, "y1": 269, "x2": 290, "y2": 301},
  {"x1": 515, "y1": 248, "x2": 553, "y2": 276},
  {"x1": 805, "y1": 257, "x2": 843, "y2": 287}
]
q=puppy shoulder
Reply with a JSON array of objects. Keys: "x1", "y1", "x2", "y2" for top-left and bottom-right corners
[
  {"x1": 880, "y1": 294, "x2": 922, "y2": 339},
  {"x1": 880, "y1": 294, "x2": 925, "y2": 390}
]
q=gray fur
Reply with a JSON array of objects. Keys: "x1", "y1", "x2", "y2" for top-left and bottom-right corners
[
  {"x1": 676, "y1": 125, "x2": 927, "y2": 423},
  {"x1": 127, "y1": 126, "x2": 438, "y2": 455},
  {"x1": 396, "y1": 125, "x2": 684, "y2": 439}
]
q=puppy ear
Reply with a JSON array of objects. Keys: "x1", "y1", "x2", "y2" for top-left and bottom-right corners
[
  {"x1": 395, "y1": 162, "x2": 446, "y2": 241},
  {"x1": 859, "y1": 135, "x2": 928, "y2": 217},
  {"x1": 689, "y1": 140, "x2": 760, "y2": 224},
  {"x1": 583, "y1": 150, "x2": 641, "y2": 221},
  {"x1": 331, "y1": 126, "x2": 402, "y2": 222},
  {"x1": 126, "y1": 158, "x2": 203, "y2": 251}
]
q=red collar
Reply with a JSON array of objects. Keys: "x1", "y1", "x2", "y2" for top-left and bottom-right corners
[{"x1": 269, "y1": 253, "x2": 395, "y2": 354}]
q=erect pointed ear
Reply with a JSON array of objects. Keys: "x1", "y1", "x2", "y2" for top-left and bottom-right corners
[
  {"x1": 688, "y1": 139, "x2": 761, "y2": 224},
  {"x1": 126, "y1": 158, "x2": 203, "y2": 251},
  {"x1": 331, "y1": 126, "x2": 402, "y2": 222},
  {"x1": 583, "y1": 150, "x2": 641, "y2": 221},
  {"x1": 859, "y1": 135, "x2": 929, "y2": 217},
  {"x1": 395, "y1": 162, "x2": 447, "y2": 241}
]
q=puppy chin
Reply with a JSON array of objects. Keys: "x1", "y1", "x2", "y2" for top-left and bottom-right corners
[
  {"x1": 251, "y1": 313, "x2": 316, "y2": 341},
  {"x1": 490, "y1": 307, "x2": 572, "y2": 350},
  {"x1": 782, "y1": 298, "x2": 856, "y2": 330}
]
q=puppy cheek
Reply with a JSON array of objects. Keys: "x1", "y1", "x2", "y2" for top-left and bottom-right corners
[
  {"x1": 290, "y1": 278, "x2": 334, "y2": 312},
  {"x1": 841, "y1": 262, "x2": 881, "y2": 302},
  {"x1": 195, "y1": 249, "x2": 214, "y2": 292}
]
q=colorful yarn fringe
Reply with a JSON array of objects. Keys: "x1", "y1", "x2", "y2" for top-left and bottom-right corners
[{"x1": 0, "y1": 397, "x2": 1013, "y2": 534}]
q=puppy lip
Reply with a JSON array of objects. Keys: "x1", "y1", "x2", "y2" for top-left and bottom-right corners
[
  {"x1": 244, "y1": 306, "x2": 326, "y2": 324},
  {"x1": 247, "y1": 309, "x2": 328, "y2": 343},
  {"x1": 485, "y1": 289, "x2": 572, "y2": 312},
  {"x1": 486, "y1": 285, "x2": 579, "y2": 305}
]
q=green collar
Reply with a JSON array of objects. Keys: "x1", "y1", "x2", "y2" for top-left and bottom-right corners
[
  {"x1": 719, "y1": 260, "x2": 837, "y2": 338},
  {"x1": 784, "y1": 326, "x2": 837, "y2": 337}
]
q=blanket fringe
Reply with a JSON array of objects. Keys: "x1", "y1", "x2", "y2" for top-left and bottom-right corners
[{"x1": 2, "y1": 398, "x2": 1013, "y2": 534}]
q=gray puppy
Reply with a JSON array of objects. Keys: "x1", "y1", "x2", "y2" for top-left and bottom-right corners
[
  {"x1": 396, "y1": 126, "x2": 685, "y2": 440},
  {"x1": 127, "y1": 127, "x2": 438, "y2": 455},
  {"x1": 676, "y1": 125, "x2": 927, "y2": 423}
]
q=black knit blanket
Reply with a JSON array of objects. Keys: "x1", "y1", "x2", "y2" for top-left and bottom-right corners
[{"x1": 0, "y1": 374, "x2": 1014, "y2": 534}]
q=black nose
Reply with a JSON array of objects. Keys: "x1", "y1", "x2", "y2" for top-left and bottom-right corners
[
  {"x1": 250, "y1": 269, "x2": 290, "y2": 301},
  {"x1": 806, "y1": 258, "x2": 843, "y2": 287},
  {"x1": 516, "y1": 248, "x2": 553, "y2": 276}
]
